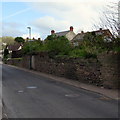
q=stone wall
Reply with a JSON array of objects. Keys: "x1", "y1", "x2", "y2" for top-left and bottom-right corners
[
  {"x1": 7, "y1": 56, "x2": 30, "y2": 69},
  {"x1": 98, "y1": 52, "x2": 120, "y2": 89},
  {"x1": 33, "y1": 54, "x2": 101, "y2": 85},
  {"x1": 6, "y1": 52, "x2": 120, "y2": 89}
]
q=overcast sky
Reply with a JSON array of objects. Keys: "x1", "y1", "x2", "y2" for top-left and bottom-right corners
[{"x1": 1, "y1": 0, "x2": 119, "y2": 40}]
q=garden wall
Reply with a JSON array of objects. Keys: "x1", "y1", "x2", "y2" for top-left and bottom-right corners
[
  {"x1": 98, "y1": 52, "x2": 120, "y2": 89},
  {"x1": 6, "y1": 52, "x2": 120, "y2": 89},
  {"x1": 33, "y1": 53, "x2": 101, "y2": 86}
]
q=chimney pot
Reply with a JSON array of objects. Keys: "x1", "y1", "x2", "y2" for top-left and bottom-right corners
[
  {"x1": 81, "y1": 31, "x2": 84, "y2": 34},
  {"x1": 70, "y1": 26, "x2": 73, "y2": 31},
  {"x1": 51, "y1": 30, "x2": 55, "y2": 35},
  {"x1": 100, "y1": 28, "x2": 102, "y2": 30},
  {"x1": 26, "y1": 37, "x2": 29, "y2": 39},
  {"x1": 38, "y1": 38, "x2": 41, "y2": 41}
]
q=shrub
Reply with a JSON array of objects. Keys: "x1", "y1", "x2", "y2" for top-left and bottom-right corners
[
  {"x1": 68, "y1": 48, "x2": 96, "y2": 58},
  {"x1": 44, "y1": 35, "x2": 71, "y2": 57},
  {"x1": 15, "y1": 37, "x2": 25, "y2": 43},
  {"x1": 3, "y1": 47, "x2": 9, "y2": 59},
  {"x1": 22, "y1": 40, "x2": 44, "y2": 54}
]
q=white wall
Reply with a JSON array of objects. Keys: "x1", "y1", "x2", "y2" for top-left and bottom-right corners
[{"x1": 65, "y1": 31, "x2": 76, "y2": 41}]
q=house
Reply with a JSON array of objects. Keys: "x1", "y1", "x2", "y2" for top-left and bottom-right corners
[
  {"x1": 71, "y1": 31, "x2": 85, "y2": 46},
  {"x1": 92, "y1": 28, "x2": 113, "y2": 40},
  {"x1": 26, "y1": 37, "x2": 42, "y2": 42},
  {"x1": 71, "y1": 28, "x2": 113, "y2": 46},
  {"x1": 50, "y1": 26, "x2": 76, "y2": 41},
  {"x1": 7, "y1": 43, "x2": 23, "y2": 58}
]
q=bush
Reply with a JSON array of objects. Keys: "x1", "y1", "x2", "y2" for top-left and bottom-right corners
[
  {"x1": 3, "y1": 47, "x2": 9, "y2": 59},
  {"x1": 22, "y1": 40, "x2": 44, "y2": 54},
  {"x1": 113, "y1": 46, "x2": 120, "y2": 52},
  {"x1": 15, "y1": 37, "x2": 25, "y2": 43},
  {"x1": 68, "y1": 48, "x2": 97, "y2": 58},
  {"x1": 44, "y1": 35, "x2": 71, "y2": 57}
]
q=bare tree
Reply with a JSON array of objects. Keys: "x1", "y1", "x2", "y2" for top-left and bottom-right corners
[{"x1": 93, "y1": 1, "x2": 120, "y2": 38}]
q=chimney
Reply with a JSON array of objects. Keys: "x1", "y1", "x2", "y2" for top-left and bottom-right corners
[
  {"x1": 70, "y1": 26, "x2": 73, "y2": 31},
  {"x1": 38, "y1": 38, "x2": 41, "y2": 41},
  {"x1": 99, "y1": 28, "x2": 102, "y2": 31},
  {"x1": 81, "y1": 31, "x2": 84, "y2": 34},
  {"x1": 51, "y1": 30, "x2": 55, "y2": 35},
  {"x1": 26, "y1": 37, "x2": 29, "y2": 41}
]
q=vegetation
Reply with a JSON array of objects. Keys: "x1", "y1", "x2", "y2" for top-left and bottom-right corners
[
  {"x1": 44, "y1": 35, "x2": 71, "y2": 57},
  {"x1": 2, "y1": 36, "x2": 15, "y2": 45},
  {"x1": 21, "y1": 33, "x2": 120, "y2": 59},
  {"x1": 1, "y1": 36, "x2": 14, "y2": 51},
  {"x1": 2, "y1": 31, "x2": 119, "y2": 59},
  {"x1": 14, "y1": 37, "x2": 25, "y2": 43},
  {"x1": 22, "y1": 35, "x2": 71, "y2": 58},
  {"x1": 22, "y1": 40, "x2": 44, "y2": 54},
  {"x1": 3, "y1": 46, "x2": 9, "y2": 59}
]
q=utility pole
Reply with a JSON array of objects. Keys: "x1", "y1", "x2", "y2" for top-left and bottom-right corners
[
  {"x1": 27, "y1": 27, "x2": 32, "y2": 69},
  {"x1": 27, "y1": 27, "x2": 31, "y2": 40}
]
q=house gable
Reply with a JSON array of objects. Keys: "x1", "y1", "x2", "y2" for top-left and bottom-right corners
[
  {"x1": 50, "y1": 26, "x2": 76, "y2": 41},
  {"x1": 65, "y1": 31, "x2": 76, "y2": 41},
  {"x1": 8, "y1": 43, "x2": 22, "y2": 52}
]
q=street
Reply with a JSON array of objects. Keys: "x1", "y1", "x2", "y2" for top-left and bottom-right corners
[
  {"x1": 2, "y1": 64, "x2": 119, "y2": 118},
  {"x1": 0, "y1": 61, "x2": 2, "y2": 119}
]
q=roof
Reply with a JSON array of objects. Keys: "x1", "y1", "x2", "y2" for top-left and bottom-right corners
[
  {"x1": 92, "y1": 29, "x2": 113, "y2": 37},
  {"x1": 55, "y1": 30, "x2": 70, "y2": 36},
  {"x1": 72, "y1": 33, "x2": 85, "y2": 41},
  {"x1": 72, "y1": 32, "x2": 86, "y2": 42},
  {"x1": 8, "y1": 43, "x2": 22, "y2": 51},
  {"x1": 72, "y1": 29, "x2": 113, "y2": 42}
]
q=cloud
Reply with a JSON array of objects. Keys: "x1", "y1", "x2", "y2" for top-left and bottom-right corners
[
  {"x1": 31, "y1": 16, "x2": 74, "y2": 39},
  {"x1": 31, "y1": 16, "x2": 71, "y2": 31},
  {"x1": 2, "y1": 0, "x2": 119, "y2": 39},
  {"x1": 30, "y1": 0, "x2": 119, "y2": 38},
  {"x1": 2, "y1": 0, "x2": 103, "y2": 2},
  {"x1": 28, "y1": 1, "x2": 107, "y2": 37},
  {"x1": 2, "y1": 22, "x2": 25, "y2": 37}
]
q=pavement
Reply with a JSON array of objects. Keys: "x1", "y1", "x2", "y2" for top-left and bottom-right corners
[
  {"x1": 2, "y1": 64, "x2": 119, "y2": 118},
  {"x1": 6, "y1": 64, "x2": 119, "y2": 100}
]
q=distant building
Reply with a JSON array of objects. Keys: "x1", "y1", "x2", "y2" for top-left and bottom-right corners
[
  {"x1": 26, "y1": 37, "x2": 41, "y2": 42},
  {"x1": 71, "y1": 31, "x2": 85, "y2": 46},
  {"x1": 50, "y1": 26, "x2": 76, "y2": 41},
  {"x1": 7, "y1": 43, "x2": 22, "y2": 58},
  {"x1": 71, "y1": 28, "x2": 113, "y2": 46}
]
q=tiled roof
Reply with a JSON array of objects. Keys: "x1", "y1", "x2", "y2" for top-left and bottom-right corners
[
  {"x1": 92, "y1": 29, "x2": 113, "y2": 37},
  {"x1": 72, "y1": 29, "x2": 113, "y2": 42},
  {"x1": 72, "y1": 33, "x2": 85, "y2": 42},
  {"x1": 55, "y1": 30, "x2": 70, "y2": 36},
  {"x1": 8, "y1": 43, "x2": 21, "y2": 51}
]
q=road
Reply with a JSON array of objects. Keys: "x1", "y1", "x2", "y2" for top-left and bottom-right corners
[
  {"x1": 2, "y1": 64, "x2": 119, "y2": 118},
  {"x1": 0, "y1": 62, "x2": 2, "y2": 119}
]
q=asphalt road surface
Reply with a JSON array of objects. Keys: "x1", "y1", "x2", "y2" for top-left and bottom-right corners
[
  {"x1": 2, "y1": 64, "x2": 119, "y2": 118},
  {"x1": 0, "y1": 62, "x2": 2, "y2": 119}
]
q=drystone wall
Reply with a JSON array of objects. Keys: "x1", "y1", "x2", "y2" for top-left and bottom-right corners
[{"x1": 6, "y1": 52, "x2": 120, "y2": 89}]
